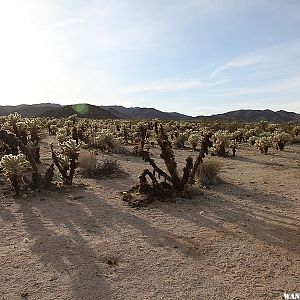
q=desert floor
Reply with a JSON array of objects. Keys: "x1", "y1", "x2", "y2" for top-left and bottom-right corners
[{"x1": 1, "y1": 141, "x2": 299, "y2": 300}]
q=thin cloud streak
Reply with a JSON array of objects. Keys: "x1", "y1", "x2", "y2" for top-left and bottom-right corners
[
  {"x1": 216, "y1": 74, "x2": 300, "y2": 97},
  {"x1": 119, "y1": 78, "x2": 226, "y2": 94},
  {"x1": 49, "y1": 18, "x2": 88, "y2": 29},
  {"x1": 210, "y1": 54, "x2": 262, "y2": 78}
]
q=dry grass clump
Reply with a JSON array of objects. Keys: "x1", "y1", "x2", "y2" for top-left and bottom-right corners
[
  {"x1": 196, "y1": 160, "x2": 222, "y2": 187},
  {"x1": 79, "y1": 151, "x2": 122, "y2": 179},
  {"x1": 94, "y1": 158, "x2": 121, "y2": 177},
  {"x1": 79, "y1": 151, "x2": 97, "y2": 170}
]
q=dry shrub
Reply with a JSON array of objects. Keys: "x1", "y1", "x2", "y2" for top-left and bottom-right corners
[
  {"x1": 95, "y1": 158, "x2": 121, "y2": 177},
  {"x1": 290, "y1": 137, "x2": 300, "y2": 144},
  {"x1": 113, "y1": 143, "x2": 131, "y2": 155},
  {"x1": 196, "y1": 160, "x2": 222, "y2": 187},
  {"x1": 79, "y1": 151, "x2": 97, "y2": 171},
  {"x1": 80, "y1": 154, "x2": 122, "y2": 179}
]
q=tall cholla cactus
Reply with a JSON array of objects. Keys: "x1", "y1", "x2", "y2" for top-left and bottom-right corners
[
  {"x1": 0, "y1": 154, "x2": 30, "y2": 196},
  {"x1": 51, "y1": 139, "x2": 82, "y2": 185}
]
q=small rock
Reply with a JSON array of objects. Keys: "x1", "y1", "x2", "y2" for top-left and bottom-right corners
[{"x1": 21, "y1": 291, "x2": 28, "y2": 298}]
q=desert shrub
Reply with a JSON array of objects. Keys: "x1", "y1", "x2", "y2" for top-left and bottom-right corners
[
  {"x1": 97, "y1": 158, "x2": 121, "y2": 176},
  {"x1": 80, "y1": 156, "x2": 121, "y2": 178},
  {"x1": 79, "y1": 151, "x2": 97, "y2": 170},
  {"x1": 290, "y1": 136, "x2": 300, "y2": 144},
  {"x1": 196, "y1": 160, "x2": 222, "y2": 187}
]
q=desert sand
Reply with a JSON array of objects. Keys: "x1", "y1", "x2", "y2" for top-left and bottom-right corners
[{"x1": 1, "y1": 141, "x2": 299, "y2": 300}]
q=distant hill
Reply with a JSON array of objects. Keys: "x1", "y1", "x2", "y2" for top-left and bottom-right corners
[
  {"x1": 0, "y1": 104, "x2": 299, "y2": 122},
  {"x1": 197, "y1": 109, "x2": 300, "y2": 122},
  {"x1": 40, "y1": 104, "x2": 117, "y2": 119},
  {"x1": 0, "y1": 103, "x2": 61, "y2": 117},
  {"x1": 100, "y1": 105, "x2": 192, "y2": 120}
]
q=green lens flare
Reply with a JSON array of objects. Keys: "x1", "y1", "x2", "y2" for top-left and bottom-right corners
[{"x1": 72, "y1": 103, "x2": 89, "y2": 115}]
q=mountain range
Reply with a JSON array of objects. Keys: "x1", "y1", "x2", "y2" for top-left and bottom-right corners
[{"x1": 0, "y1": 103, "x2": 299, "y2": 122}]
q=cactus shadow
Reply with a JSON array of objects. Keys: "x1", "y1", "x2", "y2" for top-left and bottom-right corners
[
  {"x1": 159, "y1": 183, "x2": 299, "y2": 254},
  {"x1": 17, "y1": 193, "x2": 113, "y2": 300}
]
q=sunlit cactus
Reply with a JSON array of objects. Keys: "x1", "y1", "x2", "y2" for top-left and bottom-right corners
[
  {"x1": 188, "y1": 133, "x2": 200, "y2": 151},
  {"x1": 7, "y1": 112, "x2": 22, "y2": 126},
  {"x1": 292, "y1": 125, "x2": 300, "y2": 137},
  {"x1": 57, "y1": 128, "x2": 69, "y2": 143},
  {"x1": 248, "y1": 136, "x2": 257, "y2": 145},
  {"x1": 272, "y1": 131, "x2": 291, "y2": 150},
  {"x1": 232, "y1": 129, "x2": 244, "y2": 143},
  {"x1": 60, "y1": 139, "x2": 82, "y2": 159},
  {"x1": 212, "y1": 130, "x2": 232, "y2": 157},
  {"x1": 25, "y1": 119, "x2": 44, "y2": 143},
  {"x1": 255, "y1": 136, "x2": 273, "y2": 154},
  {"x1": 0, "y1": 154, "x2": 30, "y2": 195},
  {"x1": 51, "y1": 139, "x2": 82, "y2": 185}
]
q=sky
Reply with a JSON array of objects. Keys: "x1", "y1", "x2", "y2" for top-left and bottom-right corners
[{"x1": 0, "y1": 0, "x2": 300, "y2": 116}]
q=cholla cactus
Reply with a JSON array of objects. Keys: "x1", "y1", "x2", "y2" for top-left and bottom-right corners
[
  {"x1": 229, "y1": 141, "x2": 237, "y2": 156},
  {"x1": 255, "y1": 136, "x2": 273, "y2": 154},
  {"x1": 57, "y1": 128, "x2": 69, "y2": 143},
  {"x1": 7, "y1": 112, "x2": 21, "y2": 126},
  {"x1": 212, "y1": 130, "x2": 232, "y2": 157},
  {"x1": 60, "y1": 139, "x2": 82, "y2": 159},
  {"x1": 0, "y1": 154, "x2": 30, "y2": 195},
  {"x1": 51, "y1": 140, "x2": 82, "y2": 185},
  {"x1": 292, "y1": 126, "x2": 300, "y2": 137},
  {"x1": 245, "y1": 129, "x2": 257, "y2": 140},
  {"x1": 232, "y1": 129, "x2": 244, "y2": 142},
  {"x1": 272, "y1": 132, "x2": 291, "y2": 150},
  {"x1": 188, "y1": 133, "x2": 200, "y2": 151},
  {"x1": 26, "y1": 119, "x2": 43, "y2": 143},
  {"x1": 248, "y1": 136, "x2": 257, "y2": 145}
]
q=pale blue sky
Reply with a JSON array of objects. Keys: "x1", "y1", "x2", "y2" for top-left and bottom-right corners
[{"x1": 0, "y1": 0, "x2": 300, "y2": 115}]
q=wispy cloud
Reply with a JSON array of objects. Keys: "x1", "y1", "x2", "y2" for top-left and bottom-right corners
[
  {"x1": 210, "y1": 54, "x2": 262, "y2": 78},
  {"x1": 49, "y1": 18, "x2": 87, "y2": 29},
  {"x1": 119, "y1": 78, "x2": 226, "y2": 94},
  {"x1": 217, "y1": 74, "x2": 300, "y2": 97}
]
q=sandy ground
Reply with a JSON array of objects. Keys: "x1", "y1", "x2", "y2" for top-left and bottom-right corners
[{"x1": 0, "y1": 141, "x2": 299, "y2": 300}]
